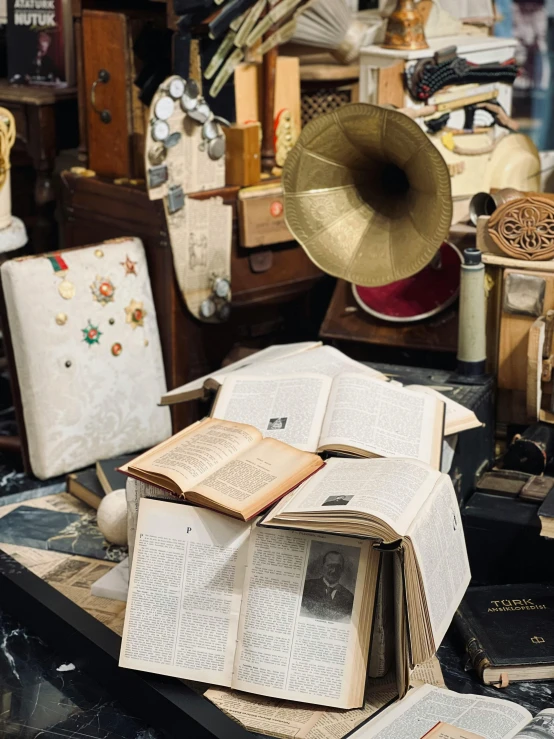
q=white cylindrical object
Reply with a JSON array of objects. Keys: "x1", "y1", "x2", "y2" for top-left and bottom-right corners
[
  {"x1": 457, "y1": 248, "x2": 486, "y2": 375},
  {"x1": 0, "y1": 175, "x2": 12, "y2": 230}
]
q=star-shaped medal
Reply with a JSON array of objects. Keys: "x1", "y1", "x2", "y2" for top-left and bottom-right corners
[
  {"x1": 91, "y1": 276, "x2": 115, "y2": 305},
  {"x1": 121, "y1": 255, "x2": 137, "y2": 276},
  {"x1": 82, "y1": 320, "x2": 102, "y2": 345},
  {"x1": 125, "y1": 299, "x2": 146, "y2": 329}
]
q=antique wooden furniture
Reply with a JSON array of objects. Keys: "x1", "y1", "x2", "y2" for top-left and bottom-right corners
[
  {"x1": 319, "y1": 279, "x2": 458, "y2": 367},
  {"x1": 0, "y1": 81, "x2": 78, "y2": 253},
  {"x1": 59, "y1": 172, "x2": 326, "y2": 433}
]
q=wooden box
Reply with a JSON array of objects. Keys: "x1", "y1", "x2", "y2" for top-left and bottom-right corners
[{"x1": 237, "y1": 183, "x2": 292, "y2": 248}]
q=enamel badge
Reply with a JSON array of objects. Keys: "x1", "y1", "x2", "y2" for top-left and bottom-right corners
[
  {"x1": 125, "y1": 299, "x2": 146, "y2": 329},
  {"x1": 82, "y1": 321, "x2": 102, "y2": 345},
  {"x1": 91, "y1": 276, "x2": 116, "y2": 305}
]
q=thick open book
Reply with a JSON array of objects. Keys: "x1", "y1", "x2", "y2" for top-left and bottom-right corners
[
  {"x1": 262, "y1": 457, "x2": 471, "y2": 671},
  {"x1": 124, "y1": 418, "x2": 323, "y2": 520},
  {"x1": 212, "y1": 370, "x2": 445, "y2": 469},
  {"x1": 350, "y1": 683, "x2": 554, "y2": 739},
  {"x1": 160, "y1": 341, "x2": 322, "y2": 405},
  {"x1": 120, "y1": 498, "x2": 381, "y2": 709}
]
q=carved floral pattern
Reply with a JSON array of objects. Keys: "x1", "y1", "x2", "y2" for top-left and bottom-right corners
[{"x1": 488, "y1": 196, "x2": 554, "y2": 261}]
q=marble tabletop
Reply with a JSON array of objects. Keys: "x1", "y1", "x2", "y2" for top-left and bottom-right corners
[{"x1": 1, "y1": 598, "x2": 553, "y2": 739}]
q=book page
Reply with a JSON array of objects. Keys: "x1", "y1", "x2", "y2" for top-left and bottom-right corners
[
  {"x1": 191, "y1": 437, "x2": 323, "y2": 516},
  {"x1": 213, "y1": 373, "x2": 333, "y2": 452},
  {"x1": 232, "y1": 345, "x2": 387, "y2": 381},
  {"x1": 232, "y1": 525, "x2": 377, "y2": 707},
  {"x1": 319, "y1": 374, "x2": 443, "y2": 468},
  {"x1": 407, "y1": 386, "x2": 480, "y2": 436},
  {"x1": 160, "y1": 341, "x2": 321, "y2": 403},
  {"x1": 120, "y1": 499, "x2": 251, "y2": 686},
  {"x1": 514, "y1": 709, "x2": 554, "y2": 738},
  {"x1": 424, "y1": 724, "x2": 485, "y2": 739},
  {"x1": 126, "y1": 478, "x2": 176, "y2": 565},
  {"x1": 134, "y1": 418, "x2": 262, "y2": 492},
  {"x1": 351, "y1": 684, "x2": 530, "y2": 739},
  {"x1": 406, "y1": 476, "x2": 471, "y2": 653},
  {"x1": 273, "y1": 458, "x2": 441, "y2": 538}
]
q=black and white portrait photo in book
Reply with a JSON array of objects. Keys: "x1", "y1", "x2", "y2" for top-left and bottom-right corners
[{"x1": 300, "y1": 541, "x2": 360, "y2": 623}]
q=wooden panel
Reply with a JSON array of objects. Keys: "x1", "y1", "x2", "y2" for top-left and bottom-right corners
[
  {"x1": 225, "y1": 123, "x2": 261, "y2": 187},
  {"x1": 376, "y1": 61, "x2": 405, "y2": 108},
  {"x1": 497, "y1": 269, "x2": 554, "y2": 392},
  {"x1": 83, "y1": 10, "x2": 131, "y2": 178}
]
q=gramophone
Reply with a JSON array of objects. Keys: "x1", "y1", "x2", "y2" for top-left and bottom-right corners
[{"x1": 282, "y1": 103, "x2": 457, "y2": 323}]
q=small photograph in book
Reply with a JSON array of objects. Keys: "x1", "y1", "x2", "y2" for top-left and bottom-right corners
[
  {"x1": 300, "y1": 541, "x2": 360, "y2": 623},
  {"x1": 268, "y1": 417, "x2": 288, "y2": 430},
  {"x1": 322, "y1": 495, "x2": 353, "y2": 507}
]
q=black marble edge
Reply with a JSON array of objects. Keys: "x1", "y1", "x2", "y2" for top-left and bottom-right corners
[{"x1": 0, "y1": 550, "x2": 257, "y2": 739}]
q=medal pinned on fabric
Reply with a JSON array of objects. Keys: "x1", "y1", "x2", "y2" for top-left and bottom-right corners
[
  {"x1": 82, "y1": 320, "x2": 102, "y2": 346},
  {"x1": 46, "y1": 254, "x2": 76, "y2": 300},
  {"x1": 90, "y1": 276, "x2": 116, "y2": 305},
  {"x1": 125, "y1": 299, "x2": 146, "y2": 329}
]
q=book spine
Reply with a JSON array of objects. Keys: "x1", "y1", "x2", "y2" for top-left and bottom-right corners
[{"x1": 453, "y1": 608, "x2": 490, "y2": 680}]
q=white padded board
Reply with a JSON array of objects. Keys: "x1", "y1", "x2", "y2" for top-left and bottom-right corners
[{"x1": 1, "y1": 238, "x2": 171, "y2": 479}]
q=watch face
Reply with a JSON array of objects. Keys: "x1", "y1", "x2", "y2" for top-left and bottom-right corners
[
  {"x1": 214, "y1": 278, "x2": 230, "y2": 298},
  {"x1": 188, "y1": 100, "x2": 211, "y2": 124},
  {"x1": 200, "y1": 298, "x2": 216, "y2": 318},
  {"x1": 202, "y1": 119, "x2": 219, "y2": 141},
  {"x1": 208, "y1": 135, "x2": 226, "y2": 160},
  {"x1": 154, "y1": 96, "x2": 174, "y2": 121},
  {"x1": 181, "y1": 80, "x2": 200, "y2": 113},
  {"x1": 151, "y1": 119, "x2": 170, "y2": 142},
  {"x1": 169, "y1": 77, "x2": 185, "y2": 99}
]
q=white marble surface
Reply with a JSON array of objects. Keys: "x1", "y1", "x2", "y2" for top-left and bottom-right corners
[{"x1": 91, "y1": 557, "x2": 129, "y2": 602}]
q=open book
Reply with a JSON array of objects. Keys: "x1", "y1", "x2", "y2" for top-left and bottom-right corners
[
  {"x1": 124, "y1": 418, "x2": 323, "y2": 520},
  {"x1": 212, "y1": 370, "x2": 445, "y2": 469},
  {"x1": 350, "y1": 683, "x2": 554, "y2": 739},
  {"x1": 262, "y1": 457, "x2": 471, "y2": 669},
  {"x1": 120, "y1": 498, "x2": 381, "y2": 709},
  {"x1": 160, "y1": 341, "x2": 322, "y2": 405}
]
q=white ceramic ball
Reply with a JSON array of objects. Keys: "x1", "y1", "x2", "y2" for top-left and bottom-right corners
[{"x1": 97, "y1": 488, "x2": 128, "y2": 546}]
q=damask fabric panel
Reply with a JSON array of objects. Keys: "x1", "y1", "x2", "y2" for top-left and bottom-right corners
[{"x1": 1, "y1": 238, "x2": 171, "y2": 479}]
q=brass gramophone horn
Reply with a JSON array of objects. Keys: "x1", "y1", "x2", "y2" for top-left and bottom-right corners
[{"x1": 282, "y1": 103, "x2": 452, "y2": 287}]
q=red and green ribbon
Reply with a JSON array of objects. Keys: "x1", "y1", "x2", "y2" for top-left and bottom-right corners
[{"x1": 46, "y1": 254, "x2": 69, "y2": 273}]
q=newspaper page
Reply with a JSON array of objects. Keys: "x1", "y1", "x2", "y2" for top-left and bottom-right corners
[
  {"x1": 350, "y1": 684, "x2": 530, "y2": 739},
  {"x1": 269, "y1": 457, "x2": 441, "y2": 539},
  {"x1": 120, "y1": 499, "x2": 251, "y2": 685},
  {"x1": 213, "y1": 373, "x2": 333, "y2": 451},
  {"x1": 0, "y1": 543, "x2": 127, "y2": 635},
  {"x1": 406, "y1": 476, "x2": 471, "y2": 653},
  {"x1": 232, "y1": 524, "x2": 378, "y2": 707},
  {"x1": 205, "y1": 678, "x2": 397, "y2": 739},
  {"x1": 167, "y1": 194, "x2": 232, "y2": 319},
  {"x1": 319, "y1": 373, "x2": 443, "y2": 466}
]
